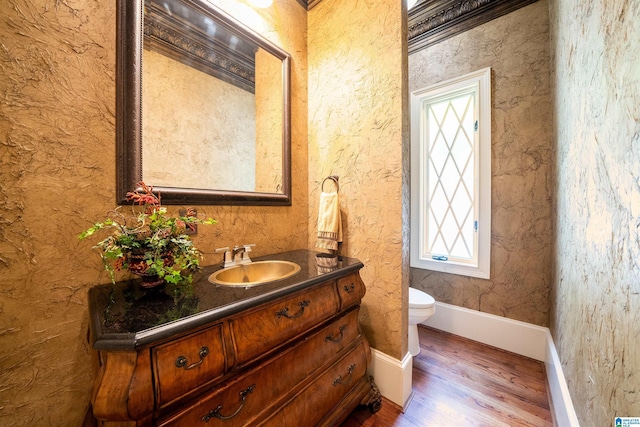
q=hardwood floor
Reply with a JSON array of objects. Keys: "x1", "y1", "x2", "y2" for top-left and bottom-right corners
[{"x1": 342, "y1": 326, "x2": 552, "y2": 427}]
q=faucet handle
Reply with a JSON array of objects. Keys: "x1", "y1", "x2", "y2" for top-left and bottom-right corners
[{"x1": 215, "y1": 247, "x2": 233, "y2": 267}]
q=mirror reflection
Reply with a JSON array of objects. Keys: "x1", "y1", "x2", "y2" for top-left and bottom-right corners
[{"x1": 116, "y1": 0, "x2": 291, "y2": 205}]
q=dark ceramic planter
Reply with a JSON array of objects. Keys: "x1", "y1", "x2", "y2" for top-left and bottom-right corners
[{"x1": 128, "y1": 251, "x2": 172, "y2": 290}]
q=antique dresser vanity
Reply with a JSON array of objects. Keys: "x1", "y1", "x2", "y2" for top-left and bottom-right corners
[{"x1": 88, "y1": 250, "x2": 381, "y2": 426}]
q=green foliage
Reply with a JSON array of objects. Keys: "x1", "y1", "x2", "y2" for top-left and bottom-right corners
[{"x1": 79, "y1": 183, "x2": 216, "y2": 289}]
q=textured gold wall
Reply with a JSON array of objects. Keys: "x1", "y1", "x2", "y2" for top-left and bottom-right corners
[
  {"x1": 549, "y1": 0, "x2": 640, "y2": 424},
  {"x1": 307, "y1": 0, "x2": 408, "y2": 358},
  {"x1": 0, "y1": 0, "x2": 307, "y2": 425},
  {"x1": 408, "y1": 0, "x2": 553, "y2": 327}
]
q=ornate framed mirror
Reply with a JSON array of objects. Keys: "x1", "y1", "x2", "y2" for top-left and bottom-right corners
[{"x1": 116, "y1": 0, "x2": 292, "y2": 205}]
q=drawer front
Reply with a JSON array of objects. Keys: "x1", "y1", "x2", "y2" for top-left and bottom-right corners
[
  {"x1": 336, "y1": 273, "x2": 366, "y2": 310},
  {"x1": 230, "y1": 281, "x2": 340, "y2": 365},
  {"x1": 158, "y1": 310, "x2": 362, "y2": 427},
  {"x1": 259, "y1": 340, "x2": 369, "y2": 427},
  {"x1": 158, "y1": 377, "x2": 262, "y2": 427},
  {"x1": 315, "y1": 308, "x2": 361, "y2": 358},
  {"x1": 153, "y1": 324, "x2": 227, "y2": 407}
]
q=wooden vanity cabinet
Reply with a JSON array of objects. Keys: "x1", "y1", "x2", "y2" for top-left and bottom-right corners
[{"x1": 89, "y1": 267, "x2": 381, "y2": 427}]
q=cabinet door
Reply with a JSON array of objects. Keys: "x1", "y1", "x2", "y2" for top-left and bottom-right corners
[
  {"x1": 230, "y1": 281, "x2": 340, "y2": 366},
  {"x1": 153, "y1": 323, "x2": 227, "y2": 407}
]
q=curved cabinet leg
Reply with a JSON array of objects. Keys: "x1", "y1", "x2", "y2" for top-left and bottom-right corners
[{"x1": 359, "y1": 375, "x2": 382, "y2": 413}]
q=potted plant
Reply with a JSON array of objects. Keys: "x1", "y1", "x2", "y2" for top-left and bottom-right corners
[{"x1": 79, "y1": 182, "x2": 216, "y2": 292}]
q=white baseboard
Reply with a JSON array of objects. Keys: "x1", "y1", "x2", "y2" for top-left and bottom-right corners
[
  {"x1": 368, "y1": 348, "x2": 413, "y2": 411},
  {"x1": 543, "y1": 329, "x2": 580, "y2": 427},
  {"x1": 421, "y1": 302, "x2": 579, "y2": 426},
  {"x1": 423, "y1": 301, "x2": 548, "y2": 360}
]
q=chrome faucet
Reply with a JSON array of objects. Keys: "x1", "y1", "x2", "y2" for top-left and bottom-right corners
[
  {"x1": 215, "y1": 244, "x2": 255, "y2": 268},
  {"x1": 232, "y1": 246, "x2": 246, "y2": 263}
]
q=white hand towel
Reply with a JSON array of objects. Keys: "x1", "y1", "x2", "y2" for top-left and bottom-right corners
[{"x1": 316, "y1": 191, "x2": 342, "y2": 251}]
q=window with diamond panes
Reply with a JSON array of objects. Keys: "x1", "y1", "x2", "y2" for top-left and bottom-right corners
[{"x1": 410, "y1": 68, "x2": 491, "y2": 279}]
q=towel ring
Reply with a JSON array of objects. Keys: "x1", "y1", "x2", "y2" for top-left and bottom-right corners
[{"x1": 321, "y1": 176, "x2": 339, "y2": 193}]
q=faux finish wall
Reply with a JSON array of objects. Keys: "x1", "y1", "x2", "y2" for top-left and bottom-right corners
[
  {"x1": 549, "y1": 0, "x2": 640, "y2": 424},
  {"x1": 408, "y1": 0, "x2": 553, "y2": 327},
  {"x1": 0, "y1": 1, "x2": 307, "y2": 425},
  {"x1": 308, "y1": 0, "x2": 408, "y2": 358}
]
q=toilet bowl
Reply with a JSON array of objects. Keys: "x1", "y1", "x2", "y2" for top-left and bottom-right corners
[{"x1": 408, "y1": 287, "x2": 436, "y2": 356}]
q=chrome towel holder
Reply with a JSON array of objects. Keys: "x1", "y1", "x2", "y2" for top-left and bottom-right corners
[{"x1": 321, "y1": 175, "x2": 339, "y2": 193}]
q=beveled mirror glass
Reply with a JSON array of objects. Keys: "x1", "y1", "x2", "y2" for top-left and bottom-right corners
[{"x1": 116, "y1": 0, "x2": 291, "y2": 205}]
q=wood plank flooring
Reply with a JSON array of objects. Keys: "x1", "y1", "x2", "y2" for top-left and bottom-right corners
[{"x1": 341, "y1": 326, "x2": 552, "y2": 427}]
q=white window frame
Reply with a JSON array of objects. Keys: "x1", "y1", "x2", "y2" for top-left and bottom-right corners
[{"x1": 410, "y1": 68, "x2": 491, "y2": 279}]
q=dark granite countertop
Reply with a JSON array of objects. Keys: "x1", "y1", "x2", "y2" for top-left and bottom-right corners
[{"x1": 88, "y1": 249, "x2": 364, "y2": 351}]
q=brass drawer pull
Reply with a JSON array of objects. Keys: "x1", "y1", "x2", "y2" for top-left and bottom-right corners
[
  {"x1": 333, "y1": 364, "x2": 355, "y2": 386},
  {"x1": 175, "y1": 346, "x2": 209, "y2": 370},
  {"x1": 343, "y1": 283, "x2": 355, "y2": 293},
  {"x1": 201, "y1": 384, "x2": 256, "y2": 422},
  {"x1": 324, "y1": 325, "x2": 347, "y2": 343},
  {"x1": 275, "y1": 300, "x2": 310, "y2": 319}
]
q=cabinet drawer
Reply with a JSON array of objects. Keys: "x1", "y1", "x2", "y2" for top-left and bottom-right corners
[
  {"x1": 153, "y1": 323, "x2": 227, "y2": 407},
  {"x1": 315, "y1": 308, "x2": 362, "y2": 358},
  {"x1": 230, "y1": 281, "x2": 340, "y2": 365},
  {"x1": 158, "y1": 310, "x2": 362, "y2": 427},
  {"x1": 259, "y1": 340, "x2": 369, "y2": 427},
  {"x1": 336, "y1": 273, "x2": 366, "y2": 310},
  {"x1": 158, "y1": 376, "x2": 261, "y2": 427}
]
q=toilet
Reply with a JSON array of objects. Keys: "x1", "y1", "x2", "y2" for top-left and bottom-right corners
[{"x1": 408, "y1": 287, "x2": 436, "y2": 356}]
